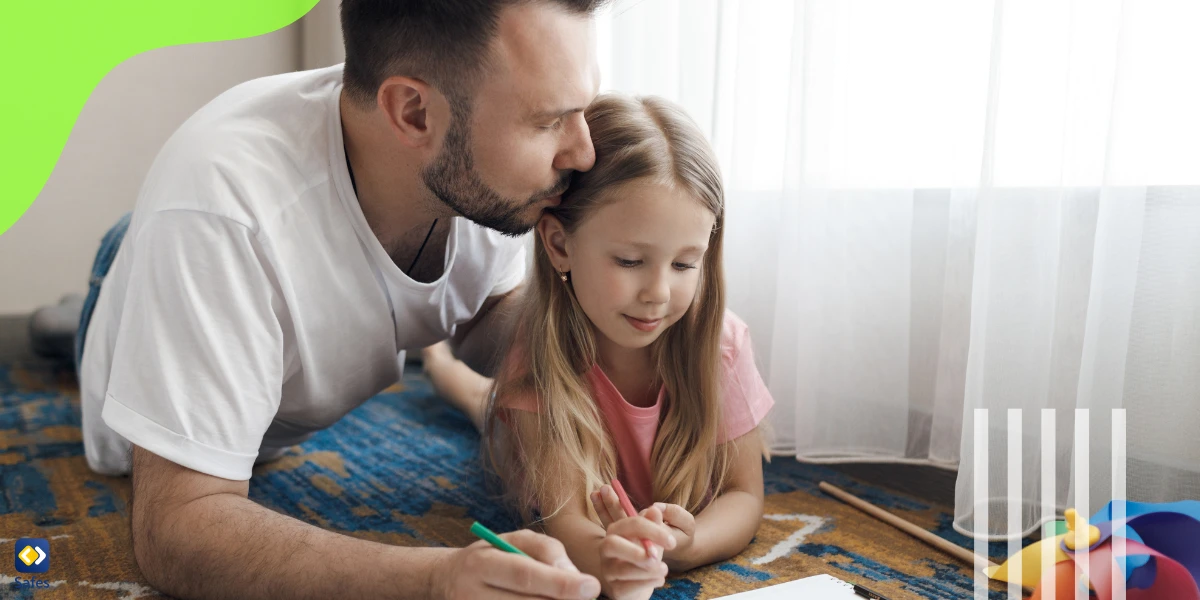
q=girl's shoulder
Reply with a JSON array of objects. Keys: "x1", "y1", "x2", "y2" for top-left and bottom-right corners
[
  {"x1": 716, "y1": 309, "x2": 774, "y2": 442},
  {"x1": 719, "y1": 309, "x2": 753, "y2": 364}
]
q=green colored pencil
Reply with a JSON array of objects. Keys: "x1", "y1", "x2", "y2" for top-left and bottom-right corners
[
  {"x1": 470, "y1": 521, "x2": 598, "y2": 600},
  {"x1": 469, "y1": 521, "x2": 530, "y2": 557}
]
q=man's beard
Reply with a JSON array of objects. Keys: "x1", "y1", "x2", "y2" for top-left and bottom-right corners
[{"x1": 423, "y1": 114, "x2": 570, "y2": 237}]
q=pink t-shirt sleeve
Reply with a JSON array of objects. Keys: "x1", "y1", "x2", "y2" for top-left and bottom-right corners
[{"x1": 718, "y1": 311, "x2": 775, "y2": 444}]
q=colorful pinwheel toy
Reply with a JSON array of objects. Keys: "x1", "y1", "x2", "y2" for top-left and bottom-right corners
[{"x1": 985, "y1": 500, "x2": 1200, "y2": 599}]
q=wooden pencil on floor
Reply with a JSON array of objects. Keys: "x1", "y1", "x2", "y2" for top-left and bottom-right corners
[{"x1": 818, "y1": 481, "x2": 1033, "y2": 595}]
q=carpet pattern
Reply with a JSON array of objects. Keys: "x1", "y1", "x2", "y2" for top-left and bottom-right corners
[{"x1": 1, "y1": 358, "x2": 1015, "y2": 599}]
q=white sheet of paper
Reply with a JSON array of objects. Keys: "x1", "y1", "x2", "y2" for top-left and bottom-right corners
[{"x1": 713, "y1": 574, "x2": 860, "y2": 599}]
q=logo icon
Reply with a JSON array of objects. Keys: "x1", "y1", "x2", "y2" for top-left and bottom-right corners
[{"x1": 14, "y1": 538, "x2": 49, "y2": 573}]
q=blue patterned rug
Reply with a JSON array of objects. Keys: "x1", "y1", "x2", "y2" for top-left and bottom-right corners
[{"x1": 1, "y1": 359, "x2": 1014, "y2": 599}]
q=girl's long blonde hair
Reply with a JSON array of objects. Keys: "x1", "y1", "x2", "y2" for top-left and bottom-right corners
[{"x1": 484, "y1": 93, "x2": 730, "y2": 522}]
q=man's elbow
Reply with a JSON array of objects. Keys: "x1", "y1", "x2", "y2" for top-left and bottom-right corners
[
  {"x1": 131, "y1": 501, "x2": 175, "y2": 594},
  {"x1": 131, "y1": 491, "x2": 209, "y2": 598}
]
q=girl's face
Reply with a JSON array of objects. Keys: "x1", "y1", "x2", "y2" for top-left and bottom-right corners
[{"x1": 555, "y1": 180, "x2": 716, "y2": 356}]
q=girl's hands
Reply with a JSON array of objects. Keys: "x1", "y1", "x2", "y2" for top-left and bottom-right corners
[
  {"x1": 590, "y1": 493, "x2": 676, "y2": 600},
  {"x1": 650, "y1": 502, "x2": 696, "y2": 571},
  {"x1": 591, "y1": 486, "x2": 698, "y2": 572},
  {"x1": 590, "y1": 485, "x2": 631, "y2": 531}
]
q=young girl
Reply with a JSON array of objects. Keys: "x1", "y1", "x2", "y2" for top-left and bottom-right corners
[{"x1": 423, "y1": 93, "x2": 774, "y2": 600}]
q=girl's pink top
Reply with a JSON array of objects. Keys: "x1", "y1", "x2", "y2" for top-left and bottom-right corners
[{"x1": 500, "y1": 310, "x2": 774, "y2": 509}]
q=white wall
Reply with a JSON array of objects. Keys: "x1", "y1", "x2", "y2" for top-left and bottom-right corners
[
  {"x1": 301, "y1": 0, "x2": 346, "y2": 70},
  {"x1": 0, "y1": 25, "x2": 302, "y2": 315}
]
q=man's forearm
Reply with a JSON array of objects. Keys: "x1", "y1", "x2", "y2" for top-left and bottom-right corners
[{"x1": 142, "y1": 491, "x2": 449, "y2": 600}]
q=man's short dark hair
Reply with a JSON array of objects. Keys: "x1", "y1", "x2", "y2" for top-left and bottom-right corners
[{"x1": 341, "y1": 0, "x2": 608, "y2": 110}]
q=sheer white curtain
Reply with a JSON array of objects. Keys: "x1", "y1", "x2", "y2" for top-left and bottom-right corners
[
  {"x1": 598, "y1": 0, "x2": 1200, "y2": 539},
  {"x1": 298, "y1": 0, "x2": 1200, "y2": 539}
]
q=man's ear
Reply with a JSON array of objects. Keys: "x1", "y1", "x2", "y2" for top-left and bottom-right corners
[
  {"x1": 536, "y1": 214, "x2": 571, "y2": 271},
  {"x1": 377, "y1": 76, "x2": 448, "y2": 148}
]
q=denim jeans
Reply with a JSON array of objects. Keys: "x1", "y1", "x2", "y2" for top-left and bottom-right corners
[{"x1": 74, "y1": 212, "x2": 132, "y2": 372}]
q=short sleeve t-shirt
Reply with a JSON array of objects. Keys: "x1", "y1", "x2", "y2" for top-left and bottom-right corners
[
  {"x1": 501, "y1": 310, "x2": 774, "y2": 509},
  {"x1": 79, "y1": 64, "x2": 528, "y2": 481}
]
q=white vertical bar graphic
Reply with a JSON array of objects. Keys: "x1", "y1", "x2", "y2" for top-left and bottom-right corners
[
  {"x1": 1042, "y1": 409, "x2": 1057, "y2": 596},
  {"x1": 975, "y1": 409, "x2": 990, "y2": 599},
  {"x1": 1008, "y1": 409, "x2": 1022, "y2": 599},
  {"x1": 1075, "y1": 409, "x2": 1090, "y2": 600},
  {"x1": 1111, "y1": 409, "x2": 1127, "y2": 600}
]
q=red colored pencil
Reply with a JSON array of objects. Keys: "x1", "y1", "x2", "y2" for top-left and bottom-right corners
[{"x1": 610, "y1": 478, "x2": 657, "y2": 558}]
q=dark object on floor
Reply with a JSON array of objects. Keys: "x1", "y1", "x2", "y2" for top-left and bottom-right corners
[
  {"x1": 0, "y1": 316, "x2": 49, "y2": 365},
  {"x1": 28, "y1": 294, "x2": 84, "y2": 361}
]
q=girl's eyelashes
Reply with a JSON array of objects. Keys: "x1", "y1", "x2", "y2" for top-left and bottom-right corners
[
  {"x1": 538, "y1": 119, "x2": 563, "y2": 132},
  {"x1": 614, "y1": 257, "x2": 699, "y2": 271}
]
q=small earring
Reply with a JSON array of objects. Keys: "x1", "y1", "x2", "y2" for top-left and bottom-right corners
[{"x1": 558, "y1": 271, "x2": 569, "y2": 283}]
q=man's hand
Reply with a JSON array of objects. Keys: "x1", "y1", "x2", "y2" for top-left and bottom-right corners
[
  {"x1": 133, "y1": 446, "x2": 575, "y2": 600},
  {"x1": 430, "y1": 530, "x2": 601, "y2": 600}
]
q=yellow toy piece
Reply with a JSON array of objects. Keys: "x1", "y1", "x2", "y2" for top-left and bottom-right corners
[
  {"x1": 983, "y1": 533, "x2": 1072, "y2": 586},
  {"x1": 985, "y1": 506, "x2": 1101, "y2": 588},
  {"x1": 1063, "y1": 508, "x2": 1101, "y2": 550}
]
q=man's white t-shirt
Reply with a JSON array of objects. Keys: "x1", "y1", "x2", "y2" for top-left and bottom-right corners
[{"x1": 79, "y1": 64, "x2": 527, "y2": 481}]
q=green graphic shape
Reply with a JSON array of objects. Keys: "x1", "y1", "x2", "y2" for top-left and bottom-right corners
[{"x1": 0, "y1": 0, "x2": 319, "y2": 237}]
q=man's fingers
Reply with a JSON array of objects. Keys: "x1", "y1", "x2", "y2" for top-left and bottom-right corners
[
  {"x1": 477, "y1": 532, "x2": 601, "y2": 599},
  {"x1": 478, "y1": 586, "x2": 570, "y2": 600},
  {"x1": 500, "y1": 530, "x2": 577, "y2": 572},
  {"x1": 474, "y1": 550, "x2": 600, "y2": 599}
]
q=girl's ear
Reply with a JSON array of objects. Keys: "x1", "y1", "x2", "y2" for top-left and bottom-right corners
[{"x1": 536, "y1": 213, "x2": 571, "y2": 271}]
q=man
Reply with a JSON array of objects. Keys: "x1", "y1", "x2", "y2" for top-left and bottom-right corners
[{"x1": 75, "y1": 1, "x2": 679, "y2": 598}]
